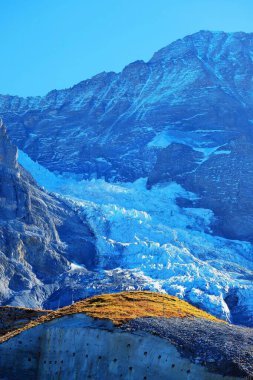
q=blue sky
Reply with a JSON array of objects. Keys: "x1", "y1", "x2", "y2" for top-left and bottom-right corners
[{"x1": 1, "y1": 0, "x2": 253, "y2": 96}]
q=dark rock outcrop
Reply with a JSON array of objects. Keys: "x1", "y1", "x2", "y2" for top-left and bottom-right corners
[
  {"x1": 148, "y1": 137, "x2": 253, "y2": 241},
  {"x1": 147, "y1": 143, "x2": 203, "y2": 188},
  {"x1": 0, "y1": 306, "x2": 49, "y2": 337}
]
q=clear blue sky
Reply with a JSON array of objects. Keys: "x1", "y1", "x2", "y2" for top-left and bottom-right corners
[{"x1": 1, "y1": 0, "x2": 253, "y2": 97}]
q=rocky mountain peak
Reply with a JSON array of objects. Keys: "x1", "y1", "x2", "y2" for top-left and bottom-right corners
[{"x1": 150, "y1": 30, "x2": 253, "y2": 70}]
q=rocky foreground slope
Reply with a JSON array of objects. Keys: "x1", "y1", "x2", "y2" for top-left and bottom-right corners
[
  {"x1": 1, "y1": 30, "x2": 253, "y2": 241},
  {"x1": 0, "y1": 292, "x2": 252, "y2": 380}
]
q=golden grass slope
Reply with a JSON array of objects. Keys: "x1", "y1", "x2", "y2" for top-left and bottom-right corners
[
  {"x1": 0, "y1": 291, "x2": 225, "y2": 343},
  {"x1": 64, "y1": 291, "x2": 224, "y2": 324}
]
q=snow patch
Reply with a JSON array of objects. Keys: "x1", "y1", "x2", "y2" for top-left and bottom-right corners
[{"x1": 148, "y1": 132, "x2": 173, "y2": 148}]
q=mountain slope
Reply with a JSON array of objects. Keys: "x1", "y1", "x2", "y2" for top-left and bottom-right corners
[{"x1": 1, "y1": 31, "x2": 253, "y2": 241}]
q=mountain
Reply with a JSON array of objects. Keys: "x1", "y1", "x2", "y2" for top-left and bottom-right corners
[
  {"x1": 0, "y1": 292, "x2": 252, "y2": 379},
  {"x1": 1, "y1": 31, "x2": 253, "y2": 326},
  {"x1": 1, "y1": 30, "x2": 253, "y2": 242}
]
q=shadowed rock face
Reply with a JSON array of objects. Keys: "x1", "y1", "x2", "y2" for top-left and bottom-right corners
[
  {"x1": 146, "y1": 143, "x2": 203, "y2": 189},
  {"x1": 187, "y1": 137, "x2": 253, "y2": 241},
  {"x1": 0, "y1": 121, "x2": 97, "y2": 307},
  {"x1": 1, "y1": 31, "x2": 253, "y2": 241},
  {"x1": 147, "y1": 137, "x2": 253, "y2": 241}
]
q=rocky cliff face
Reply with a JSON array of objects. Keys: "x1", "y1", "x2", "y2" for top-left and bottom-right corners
[
  {"x1": 1, "y1": 31, "x2": 253, "y2": 241},
  {"x1": 0, "y1": 121, "x2": 97, "y2": 308}
]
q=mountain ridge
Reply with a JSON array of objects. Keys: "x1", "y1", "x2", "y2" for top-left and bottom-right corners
[
  {"x1": 1, "y1": 29, "x2": 253, "y2": 241},
  {"x1": 1, "y1": 30, "x2": 253, "y2": 99}
]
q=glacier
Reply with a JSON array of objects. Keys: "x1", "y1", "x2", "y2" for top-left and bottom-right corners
[{"x1": 18, "y1": 150, "x2": 253, "y2": 324}]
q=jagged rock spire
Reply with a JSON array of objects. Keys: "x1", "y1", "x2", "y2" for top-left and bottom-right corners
[{"x1": 0, "y1": 119, "x2": 17, "y2": 169}]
